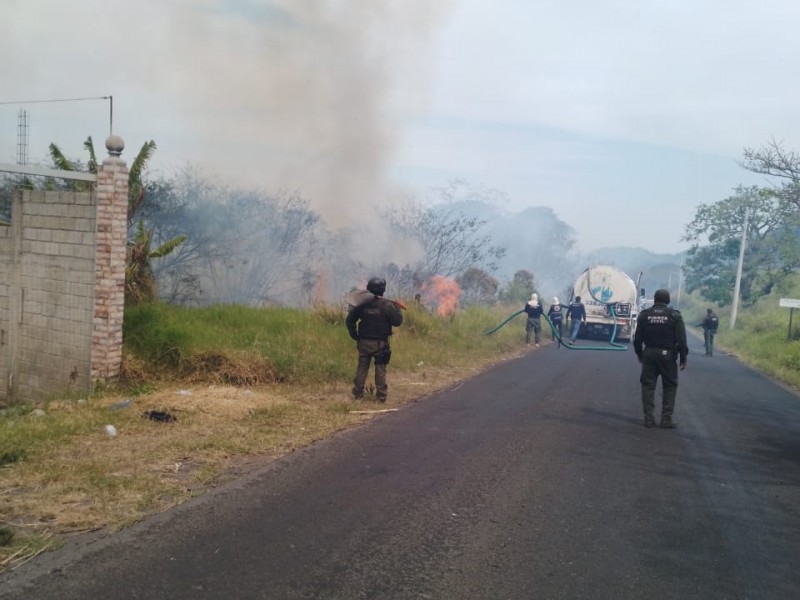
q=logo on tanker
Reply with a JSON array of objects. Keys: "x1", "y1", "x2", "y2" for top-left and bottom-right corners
[{"x1": 591, "y1": 285, "x2": 614, "y2": 302}]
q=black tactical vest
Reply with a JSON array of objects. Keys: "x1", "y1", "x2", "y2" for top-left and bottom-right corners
[
  {"x1": 640, "y1": 305, "x2": 677, "y2": 348},
  {"x1": 355, "y1": 298, "x2": 395, "y2": 340}
]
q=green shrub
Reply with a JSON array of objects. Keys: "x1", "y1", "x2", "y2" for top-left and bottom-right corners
[
  {"x1": 0, "y1": 449, "x2": 25, "y2": 467},
  {"x1": 782, "y1": 353, "x2": 800, "y2": 371}
]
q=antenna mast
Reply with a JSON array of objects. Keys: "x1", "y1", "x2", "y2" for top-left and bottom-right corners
[{"x1": 16, "y1": 108, "x2": 29, "y2": 166}]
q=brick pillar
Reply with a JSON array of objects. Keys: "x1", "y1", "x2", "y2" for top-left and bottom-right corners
[{"x1": 91, "y1": 135, "x2": 128, "y2": 384}]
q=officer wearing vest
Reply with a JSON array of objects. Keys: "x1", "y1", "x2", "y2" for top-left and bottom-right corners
[
  {"x1": 701, "y1": 308, "x2": 719, "y2": 356},
  {"x1": 346, "y1": 277, "x2": 403, "y2": 402},
  {"x1": 547, "y1": 296, "x2": 564, "y2": 341},
  {"x1": 633, "y1": 289, "x2": 688, "y2": 429}
]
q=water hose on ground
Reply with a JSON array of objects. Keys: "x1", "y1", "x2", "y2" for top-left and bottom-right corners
[
  {"x1": 484, "y1": 303, "x2": 629, "y2": 352},
  {"x1": 483, "y1": 309, "x2": 525, "y2": 335}
]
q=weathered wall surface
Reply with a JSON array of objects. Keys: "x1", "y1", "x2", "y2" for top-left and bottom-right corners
[
  {"x1": 0, "y1": 140, "x2": 129, "y2": 403},
  {"x1": 0, "y1": 222, "x2": 10, "y2": 399},
  {"x1": 2, "y1": 190, "x2": 97, "y2": 400}
]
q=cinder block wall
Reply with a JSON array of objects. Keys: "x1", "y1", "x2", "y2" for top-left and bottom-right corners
[
  {"x1": 0, "y1": 223, "x2": 10, "y2": 400},
  {"x1": 13, "y1": 191, "x2": 97, "y2": 399},
  {"x1": 0, "y1": 140, "x2": 129, "y2": 403}
]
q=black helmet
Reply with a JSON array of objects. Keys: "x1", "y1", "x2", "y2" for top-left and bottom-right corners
[
  {"x1": 654, "y1": 289, "x2": 671, "y2": 304},
  {"x1": 367, "y1": 277, "x2": 386, "y2": 297}
]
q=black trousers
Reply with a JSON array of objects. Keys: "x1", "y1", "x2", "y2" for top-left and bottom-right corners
[{"x1": 640, "y1": 346, "x2": 679, "y2": 421}]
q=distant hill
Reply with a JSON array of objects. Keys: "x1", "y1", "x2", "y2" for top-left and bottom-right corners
[
  {"x1": 582, "y1": 247, "x2": 686, "y2": 298},
  {"x1": 431, "y1": 199, "x2": 686, "y2": 298},
  {"x1": 583, "y1": 247, "x2": 683, "y2": 273}
]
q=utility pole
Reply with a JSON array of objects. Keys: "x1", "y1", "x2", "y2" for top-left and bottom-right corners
[{"x1": 730, "y1": 208, "x2": 750, "y2": 329}]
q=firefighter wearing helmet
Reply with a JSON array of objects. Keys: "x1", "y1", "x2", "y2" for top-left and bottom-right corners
[{"x1": 346, "y1": 277, "x2": 404, "y2": 402}]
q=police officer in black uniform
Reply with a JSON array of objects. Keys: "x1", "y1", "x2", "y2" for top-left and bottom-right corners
[
  {"x1": 633, "y1": 289, "x2": 688, "y2": 428},
  {"x1": 346, "y1": 277, "x2": 403, "y2": 402},
  {"x1": 701, "y1": 308, "x2": 719, "y2": 356}
]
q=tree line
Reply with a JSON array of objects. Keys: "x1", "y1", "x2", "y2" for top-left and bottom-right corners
[
  {"x1": 682, "y1": 139, "x2": 800, "y2": 307},
  {"x1": 1, "y1": 145, "x2": 565, "y2": 307}
]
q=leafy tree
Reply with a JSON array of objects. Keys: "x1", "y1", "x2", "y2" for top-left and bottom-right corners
[
  {"x1": 498, "y1": 269, "x2": 538, "y2": 305},
  {"x1": 682, "y1": 185, "x2": 800, "y2": 306},
  {"x1": 456, "y1": 267, "x2": 499, "y2": 306}
]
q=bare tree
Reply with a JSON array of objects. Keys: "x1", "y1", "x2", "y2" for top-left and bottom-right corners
[
  {"x1": 145, "y1": 168, "x2": 322, "y2": 306},
  {"x1": 382, "y1": 183, "x2": 506, "y2": 291},
  {"x1": 741, "y1": 139, "x2": 800, "y2": 208}
]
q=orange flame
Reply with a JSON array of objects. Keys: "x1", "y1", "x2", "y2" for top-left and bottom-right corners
[{"x1": 422, "y1": 275, "x2": 461, "y2": 317}]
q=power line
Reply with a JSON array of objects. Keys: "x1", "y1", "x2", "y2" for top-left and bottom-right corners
[
  {"x1": 0, "y1": 96, "x2": 110, "y2": 105},
  {"x1": 0, "y1": 95, "x2": 114, "y2": 136}
]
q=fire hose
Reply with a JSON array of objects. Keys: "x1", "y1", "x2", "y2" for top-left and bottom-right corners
[{"x1": 484, "y1": 305, "x2": 629, "y2": 352}]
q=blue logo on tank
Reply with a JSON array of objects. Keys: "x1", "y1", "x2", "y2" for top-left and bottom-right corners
[{"x1": 591, "y1": 286, "x2": 613, "y2": 302}]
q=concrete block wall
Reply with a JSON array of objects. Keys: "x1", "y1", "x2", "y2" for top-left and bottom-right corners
[
  {"x1": 0, "y1": 137, "x2": 129, "y2": 403},
  {"x1": 12, "y1": 190, "x2": 97, "y2": 400},
  {"x1": 0, "y1": 223, "x2": 10, "y2": 399}
]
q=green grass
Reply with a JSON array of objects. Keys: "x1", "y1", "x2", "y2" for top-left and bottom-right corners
[
  {"x1": 683, "y1": 282, "x2": 800, "y2": 390},
  {"x1": 0, "y1": 401, "x2": 111, "y2": 469},
  {"x1": 122, "y1": 301, "x2": 525, "y2": 385}
]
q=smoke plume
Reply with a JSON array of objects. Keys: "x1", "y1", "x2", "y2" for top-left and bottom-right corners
[{"x1": 157, "y1": 1, "x2": 454, "y2": 233}]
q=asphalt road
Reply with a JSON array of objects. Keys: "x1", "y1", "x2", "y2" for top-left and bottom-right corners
[{"x1": 2, "y1": 334, "x2": 799, "y2": 600}]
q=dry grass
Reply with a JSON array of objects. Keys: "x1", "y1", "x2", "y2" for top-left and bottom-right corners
[{"x1": 0, "y1": 343, "x2": 530, "y2": 570}]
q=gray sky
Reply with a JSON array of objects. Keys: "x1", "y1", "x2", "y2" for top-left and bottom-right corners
[{"x1": 2, "y1": 0, "x2": 797, "y2": 253}]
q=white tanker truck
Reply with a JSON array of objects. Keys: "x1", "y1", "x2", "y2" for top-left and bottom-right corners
[{"x1": 569, "y1": 265, "x2": 643, "y2": 342}]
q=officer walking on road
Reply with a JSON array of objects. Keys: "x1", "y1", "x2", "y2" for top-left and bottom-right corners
[
  {"x1": 633, "y1": 289, "x2": 688, "y2": 429},
  {"x1": 346, "y1": 277, "x2": 404, "y2": 402},
  {"x1": 701, "y1": 308, "x2": 719, "y2": 356}
]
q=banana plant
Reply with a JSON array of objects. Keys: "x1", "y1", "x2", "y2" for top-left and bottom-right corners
[
  {"x1": 49, "y1": 137, "x2": 187, "y2": 303},
  {"x1": 126, "y1": 220, "x2": 188, "y2": 304}
]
